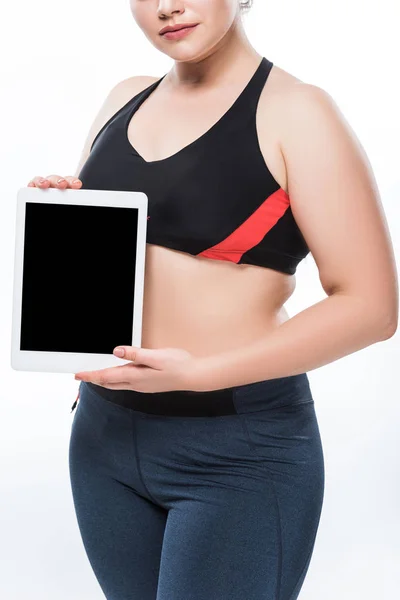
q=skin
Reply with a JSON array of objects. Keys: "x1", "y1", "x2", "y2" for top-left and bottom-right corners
[{"x1": 31, "y1": 1, "x2": 398, "y2": 391}]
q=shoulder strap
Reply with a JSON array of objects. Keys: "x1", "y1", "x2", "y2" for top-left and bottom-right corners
[{"x1": 234, "y1": 56, "x2": 274, "y2": 113}]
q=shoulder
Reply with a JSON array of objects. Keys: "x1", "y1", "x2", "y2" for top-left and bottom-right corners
[
  {"x1": 259, "y1": 63, "x2": 340, "y2": 144},
  {"x1": 258, "y1": 63, "x2": 347, "y2": 192},
  {"x1": 106, "y1": 74, "x2": 161, "y2": 110},
  {"x1": 267, "y1": 66, "x2": 346, "y2": 153},
  {"x1": 74, "y1": 75, "x2": 161, "y2": 176},
  {"x1": 94, "y1": 74, "x2": 162, "y2": 129}
]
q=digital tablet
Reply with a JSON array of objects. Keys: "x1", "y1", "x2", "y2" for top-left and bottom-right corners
[{"x1": 11, "y1": 187, "x2": 148, "y2": 373}]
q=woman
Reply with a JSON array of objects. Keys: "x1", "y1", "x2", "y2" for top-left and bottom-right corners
[{"x1": 29, "y1": 1, "x2": 398, "y2": 598}]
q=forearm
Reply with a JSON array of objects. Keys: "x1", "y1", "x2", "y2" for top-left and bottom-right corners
[{"x1": 188, "y1": 292, "x2": 394, "y2": 392}]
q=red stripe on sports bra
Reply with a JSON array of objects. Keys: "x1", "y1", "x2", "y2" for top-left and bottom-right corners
[{"x1": 197, "y1": 187, "x2": 290, "y2": 263}]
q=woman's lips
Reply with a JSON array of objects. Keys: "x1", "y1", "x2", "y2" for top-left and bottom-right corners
[{"x1": 161, "y1": 24, "x2": 199, "y2": 40}]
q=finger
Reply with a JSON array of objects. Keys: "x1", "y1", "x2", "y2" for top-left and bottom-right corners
[
  {"x1": 28, "y1": 175, "x2": 82, "y2": 189},
  {"x1": 113, "y1": 346, "x2": 162, "y2": 369},
  {"x1": 75, "y1": 364, "x2": 142, "y2": 385},
  {"x1": 27, "y1": 175, "x2": 67, "y2": 189},
  {"x1": 64, "y1": 176, "x2": 83, "y2": 188},
  {"x1": 44, "y1": 175, "x2": 70, "y2": 189},
  {"x1": 28, "y1": 176, "x2": 51, "y2": 188}
]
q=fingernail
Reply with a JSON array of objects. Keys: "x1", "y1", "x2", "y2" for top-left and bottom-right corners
[
  {"x1": 114, "y1": 347, "x2": 124, "y2": 357},
  {"x1": 57, "y1": 178, "x2": 66, "y2": 184},
  {"x1": 73, "y1": 180, "x2": 81, "y2": 185}
]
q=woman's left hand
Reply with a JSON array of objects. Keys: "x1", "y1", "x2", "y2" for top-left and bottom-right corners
[{"x1": 74, "y1": 346, "x2": 198, "y2": 393}]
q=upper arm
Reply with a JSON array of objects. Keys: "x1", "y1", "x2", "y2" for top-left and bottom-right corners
[
  {"x1": 73, "y1": 75, "x2": 158, "y2": 178},
  {"x1": 280, "y1": 84, "x2": 398, "y2": 328}
]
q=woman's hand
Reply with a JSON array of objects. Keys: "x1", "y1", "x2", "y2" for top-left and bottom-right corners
[
  {"x1": 74, "y1": 346, "x2": 199, "y2": 393},
  {"x1": 27, "y1": 175, "x2": 82, "y2": 189}
]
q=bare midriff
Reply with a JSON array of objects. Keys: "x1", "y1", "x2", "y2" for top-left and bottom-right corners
[{"x1": 141, "y1": 242, "x2": 295, "y2": 358}]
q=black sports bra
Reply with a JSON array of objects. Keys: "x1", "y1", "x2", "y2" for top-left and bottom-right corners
[{"x1": 78, "y1": 56, "x2": 310, "y2": 275}]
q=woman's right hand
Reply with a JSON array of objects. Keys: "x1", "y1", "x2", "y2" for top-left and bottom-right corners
[{"x1": 27, "y1": 175, "x2": 82, "y2": 189}]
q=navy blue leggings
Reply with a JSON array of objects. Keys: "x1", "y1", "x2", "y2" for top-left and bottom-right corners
[{"x1": 69, "y1": 373, "x2": 324, "y2": 600}]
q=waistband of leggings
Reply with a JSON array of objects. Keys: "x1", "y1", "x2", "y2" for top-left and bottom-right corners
[{"x1": 81, "y1": 372, "x2": 312, "y2": 417}]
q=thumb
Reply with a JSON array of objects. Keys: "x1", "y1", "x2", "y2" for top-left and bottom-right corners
[{"x1": 113, "y1": 346, "x2": 161, "y2": 369}]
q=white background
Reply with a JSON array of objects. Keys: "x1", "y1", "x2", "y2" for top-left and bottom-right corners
[{"x1": 1, "y1": 1, "x2": 399, "y2": 598}]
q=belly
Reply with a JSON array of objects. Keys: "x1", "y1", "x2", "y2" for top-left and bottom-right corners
[{"x1": 140, "y1": 244, "x2": 296, "y2": 358}]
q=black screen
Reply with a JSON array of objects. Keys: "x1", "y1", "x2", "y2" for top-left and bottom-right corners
[{"x1": 20, "y1": 202, "x2": 139, "y2": 354}]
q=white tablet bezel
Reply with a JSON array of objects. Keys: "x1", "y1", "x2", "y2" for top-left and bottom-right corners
[{"x1": 11, "y1": 186, "x2": 148, "y2": 373}]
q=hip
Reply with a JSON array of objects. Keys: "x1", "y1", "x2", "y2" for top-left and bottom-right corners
[{"x1": 71, "y1": 376, "x2": 324, "y2": 493}]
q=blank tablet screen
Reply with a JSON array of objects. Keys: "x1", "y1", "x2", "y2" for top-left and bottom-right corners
[{"x1": 20, "y1": 201, "x2": 139, "y2": 354}]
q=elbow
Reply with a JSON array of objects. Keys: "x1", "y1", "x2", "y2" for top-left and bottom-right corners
[
  {"x1": 353, "y1": 289, "x2": 398, "y2": 341},
  {"x1": 379, "y1": 318, "x2": 398, "y2": 340},
  {"x1": 374, "y1": 305, "x2": 398, "y2": 340},
  {"x1": 349, "y1": 295, "x2": 398, "y2": 341},
  {"x1": 328, "y1": 283, "x2": 398, "y2": 340},
  {"x1": 382, "y1": 298, "x2": 399, "y2": 339}
]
